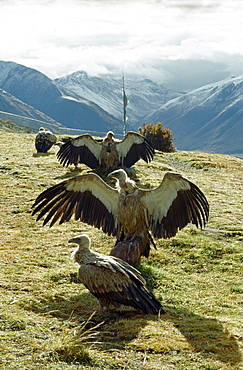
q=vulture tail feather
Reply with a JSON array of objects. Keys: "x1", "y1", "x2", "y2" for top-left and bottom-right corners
[{"x1": 129, "y1": 283, "x2": 166, "y2": 314}]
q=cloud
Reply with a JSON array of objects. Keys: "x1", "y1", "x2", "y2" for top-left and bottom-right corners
[{"x1": 0, "y1": 0, "x2": 242, "y2": 91}]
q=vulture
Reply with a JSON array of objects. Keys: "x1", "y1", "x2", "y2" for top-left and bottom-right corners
[
  {"x1": 35, "y1": 127, "x2": 57, "y2": 153},
  {"x1": 69, "y1": 234, "x2": 165, "y2": 314},
  {"x1": 56, "y1": 131, "x2": 154, "y2": 169},
  {"x1": 32, "y1": 169, "x2": 209, "y2": 265}
]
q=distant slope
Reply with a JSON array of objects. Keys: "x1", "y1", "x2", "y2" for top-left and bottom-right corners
[
  {"x1": 0, "y1": 61, "x2": 123, "y2": 133},
  {"x1": 55, "y1": 71, "x2": 182, "y2": 128},
  {"x1": 0, "y1": 119, "x2": 35, "y2": 133},
  {"x1": 144, "y1": 75, "x2": 243, "y2": 154},
  {"x1": 0, "y1": 88, "x2": 66, "y2": 132}
]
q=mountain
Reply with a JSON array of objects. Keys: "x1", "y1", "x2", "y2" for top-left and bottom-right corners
[
  {"x1": 55, "y1": 71, "x2": 182, "y2": 128},
  {"x1": 55, "y1": 71, "x2": 243, "y2": 155},
  {"x1": 0, "y1": 61, "x2": 123, "y2": 134},
  {"x1": 0, "y1": 88, "x2": 66, "y2": 132},
  {"x1": 144, "y1": 75, "x2": 243, "y2": 154},
  {"x1": 0, "y1": 60, "x2": 242, "y2": 155}
]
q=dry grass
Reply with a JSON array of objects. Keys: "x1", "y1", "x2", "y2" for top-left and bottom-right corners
[{"x1": 0, "y1": 131, "x2": 242, "y2": 369}]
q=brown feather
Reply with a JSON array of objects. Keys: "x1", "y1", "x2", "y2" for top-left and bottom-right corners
[
  {"x1": 56, "y1": 131, "x2": 154, "y2": 169},
  {"x1": 69, "y1": 235, "x2": 165, "y2": 314},
  {"x1": 32, "y1": 169, "x2": 209, "y2": 265}
]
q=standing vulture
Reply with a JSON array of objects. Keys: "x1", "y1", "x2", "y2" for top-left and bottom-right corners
[
  {"x1": 69, "y1": 234, "x2": 165, "y2": 314},
  {"x1": 56, "y1": 131, "x2": 154, "y2": 169},
  {"x1": 32, "y1": 169, "x2": 209, "y2": 265},
  {"x1": 35, "y1": 127, "x2": 57, "y2": 153}
]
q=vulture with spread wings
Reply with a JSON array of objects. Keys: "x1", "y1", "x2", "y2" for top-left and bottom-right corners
[
  {"x1": 56, "y1": 131, "x2": 154, "y2": 169},
  {"x1": 69, "y1": 234, "x2": 165, "y2": 314},
  {"x1": 32, "y1": 169, "x2": 209, "y2": 265}
]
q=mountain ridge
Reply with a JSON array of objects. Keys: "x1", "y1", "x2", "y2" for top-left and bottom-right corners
[
  {"x1": 0, "y1": 60, "x2": 242, "y2": 155},
  {"x1": 55, "y1": 71, "x2": 183, "y2": 128},
  {"x1": 0, "y1": 61, "x2": 123, "y2": 134},
  {"x1": 144, "y1": 75, "x2": 243, "y2": 154}
]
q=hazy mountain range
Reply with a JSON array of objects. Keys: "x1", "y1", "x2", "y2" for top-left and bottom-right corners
[
  {"x1": 144, "y1": 75, "x2": 243, "y2": 155},
  {"x1": 0, "y1": 60, "x2": 242, "y2": 155},
  {"x1": 0, "y1": 61, "x2": 123, "y2": 134},
  {"x1": 55, "y1": 71, "x2": 182, "y2": 126}
]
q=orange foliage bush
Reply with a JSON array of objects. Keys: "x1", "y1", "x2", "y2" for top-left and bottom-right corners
[{"x1": 139, "y1": 122, "x2": 176, "y2": 152}]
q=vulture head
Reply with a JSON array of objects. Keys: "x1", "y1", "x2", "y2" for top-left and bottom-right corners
[
  {"x1": 68, "y1": 234, "x2": 91, "y2": 263},
  {"x1": 103, "y1": 131, "x2": 115, "y2": 153},
  {"x1": 106, "y1": 131, "x2": 114, "y2": 141},
  {"x1": 109, "y1": 169, "x2": 135, "y2": 193}
]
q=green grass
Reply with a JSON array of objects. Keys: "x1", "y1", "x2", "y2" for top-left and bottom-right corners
[{"x1": 0, "y1": 131, "x2": 242, "y2": 369}]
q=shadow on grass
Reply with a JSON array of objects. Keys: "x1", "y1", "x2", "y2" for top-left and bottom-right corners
[
  {"x1": 33, "y1": 152, "x2": 54, "y2": 157},
  {"x1": 54, "y1": 168, "x2": 84, "y2": 179},
  {"x1": 21, "y1": 290, "x2": 242, "y2": 365},
  {"x1": 21, "y1": 291, "x2": 150, "y2": 351},
  {"x1": 53, "y1": 166, "x2": 145, "y2": 183},
  {"x1": 166, "y1": 306, "x2": 242, "y2": 365},
  {"x1": 54, "y1": 167, "x2": 114, "y2": 181}
]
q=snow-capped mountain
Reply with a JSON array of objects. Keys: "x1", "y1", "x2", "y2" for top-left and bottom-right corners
[
  {"x1": 0, "y1": 60, "x2": 242, "y2": 155},
  {"x1": 0, "y1": 61, "x2": 123, "y2": 133},
  {"x1": 144, "y1": 75, "x2": 243, "y2": 154},
  {"x1": 55, "y1": 71, "x2": 182, "y2": 128}
]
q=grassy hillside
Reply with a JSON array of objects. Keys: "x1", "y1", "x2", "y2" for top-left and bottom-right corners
[
  {"x1": 0, "y1": 131, "x2": 242, "y2": 370},
  {"x1": 0, "y1": 119, "x2": 35, "y2": 133}
]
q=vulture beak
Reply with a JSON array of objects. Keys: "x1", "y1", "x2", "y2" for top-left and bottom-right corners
[
  {"x1": 68, "y1": 237, "x2": 77, "y2": 244},
  {"x1": 68, "y1": 234, "x2": 90, "y2": 246}
]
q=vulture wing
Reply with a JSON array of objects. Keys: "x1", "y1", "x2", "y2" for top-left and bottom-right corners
[
  {"x1": 116, "y1": 132, "x2": 154, "y2": 167},
  {"x1": 78, "y1": 256, "x2": 164, "y2": 314},
  {"x1": 57, "y1": 134, "x2": 101, "y2": 168},
  {"x1": 32, "y1": 173, "x2": 119, "y2": 235},
  {"x1": 141, "y1": 172, "x2": 209, "y2": 239}
]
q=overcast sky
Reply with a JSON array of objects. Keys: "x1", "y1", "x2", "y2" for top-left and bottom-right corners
[{"x1": 1, "y1": 0, "x2": 242, "y2": 91}]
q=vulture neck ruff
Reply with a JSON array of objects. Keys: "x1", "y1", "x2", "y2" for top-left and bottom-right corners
[{"x1": 113, "y1": 170, "x2": 136, "y2": 195}]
